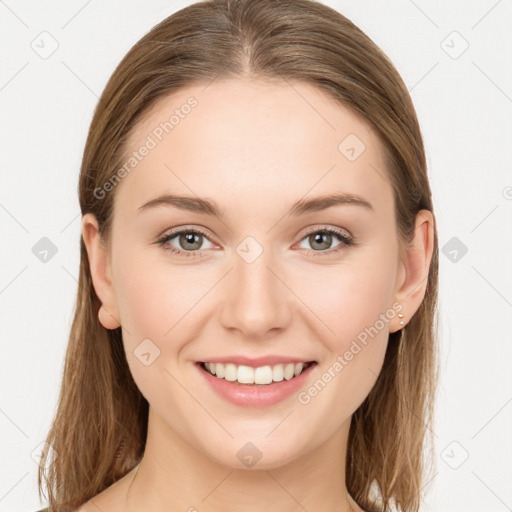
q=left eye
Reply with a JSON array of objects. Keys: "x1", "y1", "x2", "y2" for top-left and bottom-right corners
[
  {"x1": 296, "y1": 228, "x2": 353, "y2": 254},
  {"x1": 157, "y1": 229, "x2": 215, "y2": 255}
]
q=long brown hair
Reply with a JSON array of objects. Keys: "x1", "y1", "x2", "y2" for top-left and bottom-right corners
[{"x1": 38, "y1": 1, "x2": 439, "y2": 510}]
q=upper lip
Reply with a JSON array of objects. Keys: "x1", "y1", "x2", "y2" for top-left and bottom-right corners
[{"x1": 198, "y1": 355, "x2": 317, "y2": 367}]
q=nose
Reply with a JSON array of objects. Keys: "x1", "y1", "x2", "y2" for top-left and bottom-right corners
[{"x1": 219, "y1": 245, "x2": 293, "y2": 338}]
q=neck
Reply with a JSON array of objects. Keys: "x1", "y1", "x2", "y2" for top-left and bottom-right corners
[{"x1": 123, "y1": 406, "x2": 357, "y2": 512}]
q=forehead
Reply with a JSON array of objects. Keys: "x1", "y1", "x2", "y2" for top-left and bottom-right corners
[{"x1": 115, "y1": 78, "x2": 393, "y2": 218}]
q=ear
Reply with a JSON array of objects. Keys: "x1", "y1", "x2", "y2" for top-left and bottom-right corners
[
  {"x1": 81, "y1": 213, "x2": 121, "y2": 330},
  {"x1": 390, "y1": 209, "x2": 435, "y2": 333}
]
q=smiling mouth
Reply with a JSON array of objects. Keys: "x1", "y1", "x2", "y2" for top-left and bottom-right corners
[{"x1": 197, "y1": 360, "x2": 317, "y2": 386}]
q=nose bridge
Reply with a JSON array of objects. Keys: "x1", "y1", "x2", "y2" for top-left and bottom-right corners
[{"x1": 220, "y1": 234, "x2": 291, "y2": 336}]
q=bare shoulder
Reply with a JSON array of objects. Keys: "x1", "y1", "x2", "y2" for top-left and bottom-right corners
[
  {"x1": 75, "y1": 468, "x2": 136, "y2": 512},
  {"x1": 75, "y1": 487, "x2": 122, "y2": 512}
]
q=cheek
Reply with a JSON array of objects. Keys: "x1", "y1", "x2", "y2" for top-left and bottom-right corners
[
  {"x1": 112, "y1": 247, "x2": 212, "y2": 363},
  {"x1": 111, "y1": 228, "x2": 203, "y2": 334},
  {"x1": 114, "y1": 267, "x2": 175, "y2": 342},
  {"x1": 112, "y1": 252, "x2": 199, "y2": 403},
  {"x1": 309, "y1": 262, "x2": 396, "y2": 339},
  {"x1": 294, "y1": 260, "x2": 397, "y2": 421},
  {"x1": 298, "y1": 245, "x2": 398, "y2": 379}
]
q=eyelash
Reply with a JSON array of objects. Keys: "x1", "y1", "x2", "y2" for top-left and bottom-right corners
[{"x1": 156, "y1": 225, "x2": 354, "y2": 259}]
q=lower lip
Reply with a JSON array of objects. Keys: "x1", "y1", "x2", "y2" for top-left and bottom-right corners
[{"x1": 195, "y1": 362, "x2": 317, "y2": 407}]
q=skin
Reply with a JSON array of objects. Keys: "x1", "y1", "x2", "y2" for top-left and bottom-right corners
[{"x1": 79, "y1": 78, "x2": 434, "y2": 512}]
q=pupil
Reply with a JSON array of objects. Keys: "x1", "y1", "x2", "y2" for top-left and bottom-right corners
[
  {"x1": 311, "y1": 232, "x2": 331, "y2": 250},
  {"x1": 181, "y1": 232, "x2": 201, "y2": 250}
]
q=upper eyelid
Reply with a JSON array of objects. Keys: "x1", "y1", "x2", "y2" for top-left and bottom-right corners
[
  {"x1": 160, "y1": 224, "x2": 352, "y2": 246},
  {"x1": 300, "y1": 225, "x2": 351, "y2": 238},
  {"x1": 161, "y1": 225, "x2": 219, "y2": 246}
]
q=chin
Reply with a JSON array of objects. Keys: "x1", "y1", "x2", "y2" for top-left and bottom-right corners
[{"x1": 206, "y1": 435, "x2": 307, "y2": 471}]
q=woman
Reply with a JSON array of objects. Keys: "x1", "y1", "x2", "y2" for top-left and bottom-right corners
[{"x1": 37, "y1": 0, "x2": 439, "y2": 510}]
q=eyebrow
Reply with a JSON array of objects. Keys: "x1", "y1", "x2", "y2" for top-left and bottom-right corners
[{"x1": 138, "y1": 192, "x2": 374, "y2": 218}]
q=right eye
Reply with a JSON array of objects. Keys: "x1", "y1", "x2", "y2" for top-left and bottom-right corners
[{"x1": 156, "y1": 227, "x2": 217, "y2": 258}]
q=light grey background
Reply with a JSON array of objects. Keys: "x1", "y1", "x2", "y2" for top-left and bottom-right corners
[{"x1": 1, "y1": 1, "x2": 511, "y2": 511}]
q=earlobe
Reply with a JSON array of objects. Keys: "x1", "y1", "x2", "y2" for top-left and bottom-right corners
[
  {"x1": 81, "y1": 213, "x2": 121, "y2": 330},
  {"x1": 391, "y1": 209, "x2": 435, "y2": 333},
  {"x1": 98, "y1": 304, "x2": 121, "y2": 330}
]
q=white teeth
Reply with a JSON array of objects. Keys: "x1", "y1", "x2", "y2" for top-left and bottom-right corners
[
  {"x1": 254, "y1": 365, "x2": 273, "y2": 384},
  {"x1": 224, "y1": 363, "x2": 237, "y2": 382},
  {"x1": 272, "y1": 364, "x2": 284, "y2": 382},
  {"x1": 238, "y1": 365, "x2": 256, "y2": 384},
  {"x1": 284, "y1": 363, "x2": 295, "y2": 380},
  {"x1": 202, "y1": 361, "x2": 311, "y2": 384}
]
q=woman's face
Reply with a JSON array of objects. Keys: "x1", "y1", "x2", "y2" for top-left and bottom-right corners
[{"x1": 86, "y1": 78, "x2": 418, "y2": 469}]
